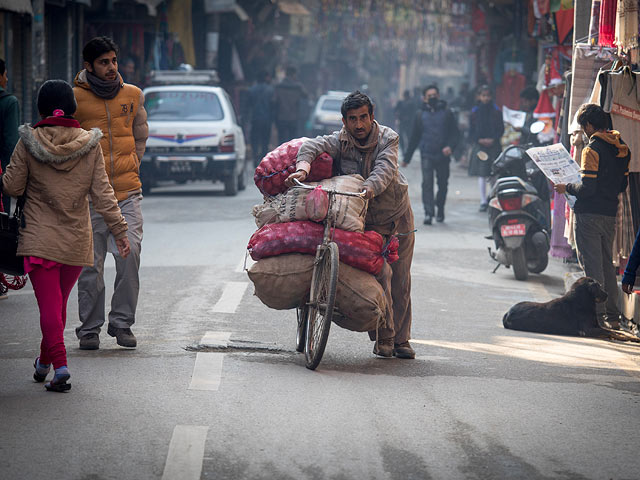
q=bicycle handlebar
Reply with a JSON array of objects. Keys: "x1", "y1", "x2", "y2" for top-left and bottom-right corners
[{"x1": 292, "y1": 178, "x2": 367, "y2": 198}]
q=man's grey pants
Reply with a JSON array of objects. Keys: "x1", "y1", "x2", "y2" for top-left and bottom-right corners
[
  {"x1": 574, "y1": 212, "x2": 619, "y2": 317},
  {"x1": 76, "y1": 194, "x2": 143, "y2": 338}
]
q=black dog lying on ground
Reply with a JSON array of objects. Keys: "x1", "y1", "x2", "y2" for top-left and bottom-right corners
[{"x1": 503, "y1": 277, "x2": 609, "y2": 337}]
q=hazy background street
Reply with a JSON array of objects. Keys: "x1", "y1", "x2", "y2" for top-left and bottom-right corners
[{"x1": 2, "y1": 158, "x2": 640, "y2": 480}]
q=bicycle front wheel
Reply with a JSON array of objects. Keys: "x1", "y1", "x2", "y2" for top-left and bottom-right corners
[{"x1": 305, "y1": 241, "x2": 339, "y2": 370}]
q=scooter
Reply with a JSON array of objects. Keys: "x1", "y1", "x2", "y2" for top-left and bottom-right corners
[{"x1": 487, "y1": 123, "x2": 551, "y2": 281}]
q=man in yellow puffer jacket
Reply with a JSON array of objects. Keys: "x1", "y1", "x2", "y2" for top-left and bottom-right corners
[{"x1": 74, "y1": 36, "x2": 148, "y2": 351}]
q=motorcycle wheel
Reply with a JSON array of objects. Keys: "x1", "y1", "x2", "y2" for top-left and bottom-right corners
[
  {"x1": 511, "y1": 247, "x2": 529, "y2": 281},
  {"x1": 527, "y1": 254, "x2": 549, "y2": 274}
]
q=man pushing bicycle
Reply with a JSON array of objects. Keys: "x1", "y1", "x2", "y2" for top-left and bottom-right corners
[{"x1": 285, "y1": 91, "x2": 416, "y2": 359}]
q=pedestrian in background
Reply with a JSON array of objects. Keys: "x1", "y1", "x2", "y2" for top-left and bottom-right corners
[
  {"x1": 73, "y1": 36, "x2": 148, "y2": 350},
  {"x1": 554, "y1": 104, "x2": 630, "y2": 330},
  {"x1": 468, "y1": 85, "x2": 504, "y2": 211},
  {"x1": 402, "y1": 85, "x2": 459, "y2": 225},
  {"x1": 0, "y1": 58, "x2": 20, "y2": 215},
  {"x1": 274, "y1": 65, "x2": 308, "y2": 144},
  {"x1": 1, "y1": 80, "x2": 130, "y2": 392},
  {"x1": 249, "y1": 70, "x2": 274, "y2": 165},
  {"x1": 394, "y1": 90, "x2": 415, "y2": 157}
]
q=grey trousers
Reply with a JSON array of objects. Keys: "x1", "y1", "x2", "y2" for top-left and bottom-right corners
[
  {"x1": 76, "y1": 194, "x2": 143, "y2": 338},
  {"x1": 574, "y1": 213, "x2": 619, "y2": 317},
  {"x1": 370, "y1": 206, "x2": 415, "y2": 344}
]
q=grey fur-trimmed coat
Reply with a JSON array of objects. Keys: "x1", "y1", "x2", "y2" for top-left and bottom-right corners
[{"x1": 1, "y1": 124, "x2": 128, "y2": 266}]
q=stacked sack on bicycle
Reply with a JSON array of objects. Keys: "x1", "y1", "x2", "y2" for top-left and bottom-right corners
[{"x1": 247, "y1": 138, "x2": 399, "y2": 332}]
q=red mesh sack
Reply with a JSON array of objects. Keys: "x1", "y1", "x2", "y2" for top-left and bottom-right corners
[
  {"x1": 254, "y1": 138, "x2": 333, "y2": 196},
  {"x1": 247, "y1": 221, "x2": 398, "y2": 275},
  {"x1": 304, "y1": 186, "x2": 329, "y2": 222}
]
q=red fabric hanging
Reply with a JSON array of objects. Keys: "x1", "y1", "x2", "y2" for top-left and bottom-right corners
[
  {"x1": 598, "y1": 0, "x2": 617, "y2": 47},
  {"x1": 496, "y1": 72, "x2": 526, "y2": 110}
]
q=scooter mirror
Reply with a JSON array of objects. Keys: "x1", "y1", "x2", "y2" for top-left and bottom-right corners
[{"x1": 530, "y1": 121, "x2": 545, "y2": 135}]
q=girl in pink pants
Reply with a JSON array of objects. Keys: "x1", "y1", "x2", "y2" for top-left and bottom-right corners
[
  {"x1": 2, "y1": 80, "x2": 130, "y2": 392},
  {"x1": 29, "y1": 260, "x2": 83, "y2": 391}
]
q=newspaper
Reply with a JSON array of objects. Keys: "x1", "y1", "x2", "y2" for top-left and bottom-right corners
[{"x1": 526, "y1": 143, "x2": 581, "y2": 208}]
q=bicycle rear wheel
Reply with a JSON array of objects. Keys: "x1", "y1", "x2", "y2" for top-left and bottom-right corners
[{"x1": 305, "y1": 241, "x2": 339, "y2": 370}]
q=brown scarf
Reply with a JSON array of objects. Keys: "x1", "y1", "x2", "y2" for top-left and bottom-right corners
[
  {"x1": 342, "y1": 121, "x2": 380, "y2": 178},
  {"x1": 86, "y1": 70, "x2": 123, "y2": 100}
]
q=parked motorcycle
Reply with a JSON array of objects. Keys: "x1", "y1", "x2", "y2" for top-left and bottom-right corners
[{"x1": 487, "y1": 123, "x2": 551, "y2": 281}]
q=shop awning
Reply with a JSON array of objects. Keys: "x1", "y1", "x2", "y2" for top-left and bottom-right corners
[
  {"x1": 0, "y1": 0, "x2": 33, "y2": 15},
  {"x1": 277, "y1": 0, "x2": 310, "y2": 16}
]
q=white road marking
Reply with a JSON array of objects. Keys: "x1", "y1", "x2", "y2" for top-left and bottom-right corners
[
  {"x1": 199, "y1": 331, "x2": 231, "y2": 348},
  {"x1": 188, "y1": 353, "x2": 225, "y2": 391},
  {"x1": 212, "y1": 281, "x2": 248, "y2": 313},
  {"x1": 161, "y1": 425, "x2": 209, "y2": 480}
]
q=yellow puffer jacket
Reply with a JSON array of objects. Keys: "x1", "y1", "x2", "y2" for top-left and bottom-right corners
[{"x1": 73, "y1": 70, "x2": 148, "y2": 201}]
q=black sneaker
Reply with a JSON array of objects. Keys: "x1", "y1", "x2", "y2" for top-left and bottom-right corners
[
  {"x1": 79, "y1": 333, "x2": 100, "y2": 350},
  {"x1": 436, "y1": 208, "x2": 445, "y2": 223},
  {"x1": 619, "y1": 316, "x2": 639, "y2": 336},
  {"x1": 423, "y1": 216, "x2": 432, "y2": 225},
  {"x1": 107, "y1": 325, "x2": 137, "y2": 348},
  {"x1": 479, "y1": 203, "x2": 488, "y2": 212}
]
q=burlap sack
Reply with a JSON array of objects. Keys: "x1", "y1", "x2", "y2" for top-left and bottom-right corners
[
  {"x1": 334, "y1": 262, "x2": 389, "y2": 332},
  {"x1": 247, "y1": 252, "x2": 389, "y2": 333},
  {"x1": 253, "y1": 174, "x2": 367, "y2": 232},
  {"x1": 247, "y1": 254, "x2": 314, "y2": 310}
]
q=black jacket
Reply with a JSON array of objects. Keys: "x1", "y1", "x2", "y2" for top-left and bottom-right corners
[
  {"x1": 404, "y1": 100, "x2": 459, "y2": 163},
  {"x1": 566, "y1": 130, "x2": 630, "y2": 217}
]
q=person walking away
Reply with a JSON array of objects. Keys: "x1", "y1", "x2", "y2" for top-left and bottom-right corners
[
  {"x1": 285, "y1": 91, "x2": 416, "y2": 359},
  {"x1": 0, "y1": 58, "x2": 20, "y2": 215},
  {"x1": 1, "y1": 80, "x2": 130, "y2": 391},
  {"x1": 468, "y1": 85, "x2": 504, "y2": 211},
  {"x1": 249, "y1": 70, "x2": 274, "y2": 165},
  {"x1": 518, "y1": 86, "x2": 540, "y2": 146},
  {"x1": 402, "y1": 85, "x2": 459, "y2": 225},
  {"x1": 73, "y1": 36, "x2": 148, "y2": 350},
  {"x1": 394, "y1": 90, "x2": 415, "y2": 157},
  {"x1": 274, "y1": 66, "x2": 308, "y2": 145},
  {"x1": 554, "y1": 104, "x2": 630, "y2": 330}
]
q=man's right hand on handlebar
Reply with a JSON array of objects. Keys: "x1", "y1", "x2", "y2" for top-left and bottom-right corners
[{"x1": 285, "y1": 169, "x2": 308, "y2": 187}]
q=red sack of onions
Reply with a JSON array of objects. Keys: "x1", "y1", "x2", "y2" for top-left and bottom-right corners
[
  {"x1": 304, "y1": 185, "x2": 329, "y2": 222},
  {"x1": 254, "y1": 138, "x2": 333, "y2": 196},
  {"x1": 247, "y1": 221, "x2": 398, "y2": 276}
]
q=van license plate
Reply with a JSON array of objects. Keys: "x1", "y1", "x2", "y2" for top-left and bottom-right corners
[{"x1": 501, "y1": 224, "x2": 526, "y2": 237}]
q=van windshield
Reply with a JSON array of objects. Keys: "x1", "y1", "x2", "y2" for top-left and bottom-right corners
[{"x1": 145, "y1": 91, "x2": 224, "y2": 121}]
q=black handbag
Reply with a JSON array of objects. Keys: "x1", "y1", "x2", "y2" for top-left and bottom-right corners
[{"x1": 0, "y1": 178, "x2": 26, "y2": 276}]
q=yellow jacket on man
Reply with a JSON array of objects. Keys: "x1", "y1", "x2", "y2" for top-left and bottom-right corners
[{"x1": 73, "y1": 70, "x2": 148, "y2": 201}]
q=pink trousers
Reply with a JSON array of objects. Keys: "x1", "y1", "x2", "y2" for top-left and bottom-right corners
[{"x1": 28, "y1": 262, "x2": 83, "y2": 368}]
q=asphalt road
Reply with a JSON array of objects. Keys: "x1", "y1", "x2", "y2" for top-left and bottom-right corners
[{"x1": 2, "y1": 159, "x2": 640, "y2": 480}]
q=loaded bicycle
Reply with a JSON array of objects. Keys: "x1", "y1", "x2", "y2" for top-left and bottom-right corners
[{"x1": 291, "y1": 178, "x2": 366, "y2": 370}]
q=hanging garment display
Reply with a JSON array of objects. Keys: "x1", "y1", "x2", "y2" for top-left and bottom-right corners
[
  {"x1": 496, "y1": 71, "x2": 526, "y2": 110},
  {"x1": 613, "y1": 189, "x2": 635, "y2": 266},
  {"x1": 599, "y1": 0, "x2": 618, "y2": 47},
  {"x1": 558, "y1": 71, "x2": 572, "y2": 149},
  {"x1": 550, "y1": 191, "x2": 573, "y2": 259},
  {"x1": 628, "y1": 173, "x2": 640, "y2": 234},
  {"x1": 590, "y1": 0, "x2": 602, "y2": 43},
  {"x1": 569, "y1": 44, "x2": 615, "y2": 127},
  {"x1": 615, "y1": 0, "x2": 639, "y2": 49},
  {"x1": 602, "y1": 67, "x2": 640, "y2": 172}
]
